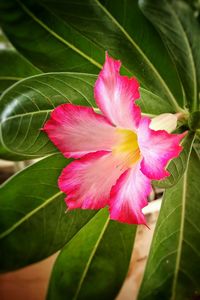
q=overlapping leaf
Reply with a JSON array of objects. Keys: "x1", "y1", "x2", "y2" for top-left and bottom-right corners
[
  {"x1": 0, "y1": 2, "x2": 199, "y2": 299},
  {"x1": 0, "y1": 73, "x2": 95, "y2": 159},
  {"x1": 0, "y1": 0, "x2": 100, "y2": 73},
  {"x1": 0, "y1": 0, "x2": 183, "y2": 110},
  {"x1": 94, "y1": 0, "x2": 184, "y2": 104},
  {"x1": 38, "y1": 0, "x2": 183, "y2": 109},
  {"x1": 47, "y1": 209, "x2": 136, "y2": 300},
  {"x1": 0, "y1": 49, "x2": 41, "y2": 93},
  {"x1": 138, "y1": 150, "x2": 200, "y2": 299},
  {"x1": 139, "y1": 0, "x2": 200, "y2": 111},
  {"x1": 0, "y1": 154, "x2": 96, "y2": 272}
]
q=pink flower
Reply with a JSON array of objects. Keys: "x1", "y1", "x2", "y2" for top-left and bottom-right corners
[{"x1": 43, "y1": 53, "x2": 186, "y2": 225}]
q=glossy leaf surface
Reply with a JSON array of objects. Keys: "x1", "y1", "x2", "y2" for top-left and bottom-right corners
[
  {"x1": 39, "y1": 0, "x2": 183, "y2": 109},
  {"x1": 0, "y1": 154, "x2": 96, "y2": 272},
  {"x1": 0, "y1": 49, "x2": 40, "y2": 93},
  {"x1": 138, "y1": 150, "x2": 200, "y2": 300},
  {"x1": 47, "y1": 209, "x2": 136, "y2": 300},
  {"x1": 0, "y1": 0, "x2": 100, "y2": 74},
  {"x1": 139, "y1": 0, "x2": 200, "y2": 111},
  {"x1": 0, "y1": 73, "x2": 95, "y2": 160},
  {"x1": 0, "y1": 0, "x2": 183, "y2": 110}
]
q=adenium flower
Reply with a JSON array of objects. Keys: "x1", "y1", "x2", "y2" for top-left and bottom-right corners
[{"x1": 43, "y1": 53, "x2": 186, "y2": 225}]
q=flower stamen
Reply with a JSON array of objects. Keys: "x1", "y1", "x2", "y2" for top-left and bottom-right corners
[{"x1": 113, "y1": 128, "x2": 140, "y2": 169}]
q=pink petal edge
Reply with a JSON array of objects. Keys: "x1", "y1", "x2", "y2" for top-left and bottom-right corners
[
  {"x1": 109, "y1": 161, "x2": 152, "y2": 225},
  {"x1": 58, "y1": 151, "x2": 126, "y2": 210},
  {"x1": 94, "y1": 52, "x2": 141, "y2": 130},
  {"x1": 138, "y1": 117, "x2": 187, "y2": 180}
]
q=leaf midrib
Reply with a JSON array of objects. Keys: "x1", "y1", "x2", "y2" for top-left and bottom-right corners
[
  {"x1": 0, "y1": 190, "x2": 63, "y2": 239},
  {"x1": 17, "y1": 0, "x2": 102, "y2": 70},
  {"x1": 170, "y1": 149, "x2": 189, "y2": 299},
  {"x1": 94, "y1": 0, "x2": 180, "y2": 111},
  {"x1": 17, "y1": 0, "x2": 181, "y2": 112},
  {"x1": 169, "y1": 1, "x2": 197, "y2": 110},
  {"x1": 0, "y1": 118, "x2": 56, "y2": 157},
  {"x1": 72, "y1": 216, "x2": 110, "y2": 300},
  {"x1": 0, "y1": 76, "x2": 23, "y2": 81}
]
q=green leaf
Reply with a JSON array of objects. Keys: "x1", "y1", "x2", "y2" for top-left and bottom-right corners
[
  {"x1": 0, "y1": 0, "x2": 103, "y2": 72},
  {"x1": 153, "y1": 131, "x2": 195, "y2": 188},
  {"x1": 0, "y1": 0, "x2": 100, "y2": 74},
  {"x1": 47, "y1": 209, "x2": 136, "y2": 300},
  {"x1": 0, "y1": 28, "x2": 13, "y2": 49},
  {"x1": 138, "y1": 150, "x2": 200, "y2": 300},
  {"x1": 139, "y1": 0, "x2": 200, "y2": 111},
  {"x1": 0, "y1": 0, "x2": 183, "y2": 111},
  {"x1": 0, "y1": 72, "x2": 169, "y2": 160},
  {"x1": 188, "y1": 111, "x2": 200, "y2": 130},
  {"x1": 139, "y1": 88, "x2": 172, "y2": 115},
  {"x1": 0, "y1": 154, "x2": 96, "y2": 272},
  {"x1": 0, "y1": 49, "x2": 41, "y2": 93},
  {"x1": 0, "y1": 72, "x2": 96, "y2": 160},
  {"x1": 173, "y1": 1, "x2": 200, "y2": 111},
  {"x1": 97, "y1": 0, "x2": 184, "y2": 106},
  {"x1": 193, "y1": 135, "x2": 200, "y2": 159},
  {"x1": 40, "y1": 0, "x2": 183, "y2": 109}
]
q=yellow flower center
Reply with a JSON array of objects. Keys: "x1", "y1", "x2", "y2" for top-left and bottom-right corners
[{"x1": 112, "y1": 128, "x2": 140, "y2": 168}]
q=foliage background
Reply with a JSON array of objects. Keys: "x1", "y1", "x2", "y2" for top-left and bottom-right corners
[{"x1": 0, "y1": 0, "x2": 199, "y2": 299}]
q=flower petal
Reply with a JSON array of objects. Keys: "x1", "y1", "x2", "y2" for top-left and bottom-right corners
[
  {"x1": 109, "y1": 161, "x2": 151, "y2": 224},
  {"x1": 58, "y1": 151, "x2": 126, "y2": 210},
  {"x1": 94, "y1": 53, "x2": 141, "y2": 130},
  {"x1": 43, "y1": 103, "x2": 117, "y2": 158},
  {"x1": 138, "y1": 117, "x2": 187, "y2": 180}
]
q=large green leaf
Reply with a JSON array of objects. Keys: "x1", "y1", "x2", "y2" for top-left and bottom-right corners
[
  {"x1": 0, "y1": 73, "x2": 95, "y2": 160},
  {"x1": 0, "y1": 72, "x2": 170, "y2": 160},
  {"x1": 153, "y1": 131, "x2": 195, "y2": 188},
  {"x1": 47, "y1": 209, "x2": 136, "y2": 300},
  {"x1": 0, "y1": 49, "x2": 41, "y2": 93},
  {"x1": 0, "y1": 0, "x2": 183, "y2": 111},
  {"x1": 97, "y1": 0, "x2": 184, "y2": 104},
  {"x1": 0, "y1": 0, "x2": 100, "y2": 74},
  {"x1": 173, "y1": 1, "x2": 200, "y2": 111},
  {"x1": 138, "y1": 149, "x2": 200, "y2": 300},
  {"x1": 39, "y1": 0, "x2": 183, "y2": 109},
  {"x1": 139, "y1": 0, "x2": 200, "y2": 111},
  {"x1": 0, "y1": 154, "x2": 96, "y2": 272}
]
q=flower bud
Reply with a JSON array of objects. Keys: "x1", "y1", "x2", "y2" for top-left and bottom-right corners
[{"x1": 150, "y1": 113, "x2": 178, "y2": 133}]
